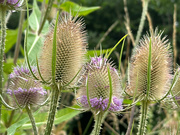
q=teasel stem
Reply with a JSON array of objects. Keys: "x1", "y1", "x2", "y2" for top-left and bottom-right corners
[
  {"x1": 135, "y1": 0, "x2": 150, "y2": 46},
  {"x1": 44, "y1": 84, "x2": 60, "y2": 135},
  {"x1": 137, "y1": 100, "x2": 149, "y2": 135},
  {"x1": 0, "y1": 6, "x2": 6, "y2": 125},
  {"x1": 91, "y1": 112, "x2": 107, "y2": 135},
  {"x1": 44, "y1": 10, "x2": 60, "y2": 135},
  {"x1": 26, "y1": 105, "x2": 38, "y2": 135}
]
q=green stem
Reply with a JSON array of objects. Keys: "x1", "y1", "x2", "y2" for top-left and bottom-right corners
[
  {"x1": 38, "y1": 0, "x2": 55, "y2": 35},
  {"x1": 44, "y1": 84, "x2": 60, "y2": 135},
  {"x1": 13, "y1": 10, "x2": 25, "y2": 64},
  {"x1": 0, "y1": 6, "x2": 7, "y2": 126},
  {"x1": 26, "y1": 105, "x2": 38, "y2": 135},
  {"x1": 137, "y1": 100, "x2": 149, "y2": 135},
  {"x1": 91, "y1": 112, "x2": 106, "y2": 135},
  {"x1": 135, "y1": 0, "x2": 150, "y2": 46}
]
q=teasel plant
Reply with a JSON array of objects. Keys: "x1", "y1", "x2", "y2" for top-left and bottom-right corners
[
  {"x1": 0, "y1": 0, "x2": 25, "y2": 127},
  {"x1": 24, "y1": 0, "x2": 88, "y2": 133},
  {"x1": 126, "y1": 29, "x2": 180, "y2": 135},
  {"x1": 75, "y1": 55, "x2": 124, "y2": 135},
  {"x1": 0, "y1": 65, "x2": 48, "y2": 135},
  {"x1": 72, "y1": 32, "x2": 129, "y2": 135}
]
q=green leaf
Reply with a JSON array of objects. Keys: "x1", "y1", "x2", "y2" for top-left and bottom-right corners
[
  {"x1": 27, "y1": 0, "x2": 49, "y2": 61},
  {"x1": 4, "y1": 29, "x2": 18, "y2": 53},
  {"x1": 86, "y1": 48, "x2": 112, "y2": 60},
  {"x1": 27, "y1": 33, "x2": 43, "y2": 62},
  {"x1": 29, "y1": 0, "x2": 49, "y2": 34},
  {"x1": 21, "y1": 105, "x2": 81, "y2": 129},
  {"x1": 3, "y1": 58, "x2": 24, "y2": 74},
  {"x1": 60, "y1": 1, "x2": 100, "y2": 16},
  {"x1": 7, "y1": 109, "x2": 40, "y2": 135}
]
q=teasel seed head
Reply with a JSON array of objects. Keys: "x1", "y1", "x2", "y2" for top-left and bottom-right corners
[
  {"x1": 77, "y1": 56, "x2": 123, "y2": 113},
  {"x1": 7, "y1": 66, "x2": 47, "y2": 108},
  {"x1": 39, "y1": 13, "x2": 87, "y2": 87},
  {"x1": 127, "y1": 30, "x2": 172, "y2": 101}
]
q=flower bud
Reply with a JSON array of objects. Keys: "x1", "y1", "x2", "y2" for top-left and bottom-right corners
[
  {"x1": 127, "y1": 30, "x2": 172, "y2": 101},
  {"x1": 7, "y1": 66, "x2": 47, "y2": 108},
  {"x1": 77, "y1": 56, "x2": 123, "y2": 112},
  {"x1": 39, "y1": 13, "x2": 87, "y2": 87}
]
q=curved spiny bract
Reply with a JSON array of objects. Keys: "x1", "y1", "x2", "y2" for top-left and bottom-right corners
[
  {"x1": 127, "y1": 30, "x2": 172, "y2": 101},
  {"x1": 77, "y1": 56, "x2": 123, "y2": 113},
  {"x1": 39, "y1": 13, "x2": 87, "y2": 87},
  {"x1": 172, "y1": 69, "x2": 180, "y2": 105}
]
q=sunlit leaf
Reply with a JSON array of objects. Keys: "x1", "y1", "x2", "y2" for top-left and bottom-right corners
[
  {"x1": 27, "y1": 0, "x2": 49, "y2": 62},
  {"x1": 21, "y1": 105, "x2": 81, "y2": 129},
  {"x1": 60, "y1": 1, "x2": 100, "y2": 16},
  {"x1": 86, "y1": 48, "x2": 112, "y2": 60},
  {"x1": 7, "y1": 109, "x2": 40, "y2": 135},
  {"x1": 4, "y1": 29, "x2": 18, "y2": 53}
]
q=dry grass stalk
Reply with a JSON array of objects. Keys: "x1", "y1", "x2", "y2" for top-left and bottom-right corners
[
  {"x1": 173, "y1": 4, "x2": 177, "y2": 68},
  {"x1": 123, "y1": 0, "x2": 135, "y2": 46}
]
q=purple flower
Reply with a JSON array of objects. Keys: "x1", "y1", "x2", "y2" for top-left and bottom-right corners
[
  {"x1": 78, "y1": 96, "x2": 123, "y2": 112},
  {"x1": 90, "y1": 56, "x2": 107, "y2": 69}
]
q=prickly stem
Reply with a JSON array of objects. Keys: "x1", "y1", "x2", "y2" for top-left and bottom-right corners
[
  {"x1": 137, "y1": 100, "x2": 149, "y2": 135},
  {"x1": 0, "y1": 6, "x2": 7, "y2": 127},
  {"x1": 91, "y1": 112, "x2": 107, "y2": 135},
  {"x1": 44, "y1": 84, "x2": 60, "y2": 135},
  {"x1": 26, "y1": 105, "x2": 38, "y2": 135}
]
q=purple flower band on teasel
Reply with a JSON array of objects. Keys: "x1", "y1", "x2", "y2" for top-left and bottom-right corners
[
  {"x1": 0, "y1": 0, "x2": 22, "y2": 7},
  {"x1": 78, "y1": 96, "x2": 123, "y2": 112},
  {"x1": 7, "y1": 87, "x2": 47, "y2": 96},
  {"x1": 9, "y1": 66, "x2": 36, "y2": 78},
  {"x1": 90, "y1": 57, "x2": 107, "y2": 68}
]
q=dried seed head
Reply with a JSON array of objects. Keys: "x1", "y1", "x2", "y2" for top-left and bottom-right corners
[
  {"x1": 7, "y1": 66, "x2": 47, "y2": 108},
  {"x1": 127, "y1": 30, "x2": 172, "y2": 101},
  {"x1": 77, "y1": 56, "x2": 123, "y2": 112},
  {"x1": 39, "y1": 13, "x2": 87, "y2": 87}
]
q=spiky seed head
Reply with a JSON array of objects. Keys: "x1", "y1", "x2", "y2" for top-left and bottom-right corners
[
  {"x1": 127, "y1": 30, "x2": 172, "y2": 101},
  {"x1": 77, "y1": 56, "x2": 123, "y2": 113},
  {"x1": 39, "y1": 13, "x2": 87, "y2": 87},
  {"x1": 7, "y1": 66, "x2": 47, "y2": 108}
]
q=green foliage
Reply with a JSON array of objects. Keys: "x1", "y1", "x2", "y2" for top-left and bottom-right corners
[
  {"x1": 27, "y1": 0, "x2": 49, "y2": 62},
  {"x1": 60, "y1": 1, "x2": 100, "y2": 16},
  {"x1": 7, "y1": 109, "x2": 40, "y2": 135},
  {"x1": 5, "y1": 29, "x2": 18, "y2": 53},
  {"x1": 22, "y1": 105, "x2": 81, "y2": 129}
]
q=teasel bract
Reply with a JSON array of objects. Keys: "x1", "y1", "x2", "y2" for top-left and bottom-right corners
[
  {"x1": 126, "y1": 30, "x2": 173, "y2": 135},
  {"x1": 77, "y1": 56, "x2": 123, "y2": 135},
  {"x1": 171, "y1": 68, "x2": 180, "y2": 107},
  {"x1": 38, "y1": 12, "x2": 87, "y2": 135},
  {"x1": 6, "y1": 66, "x2": 47, "y2": 135}
]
